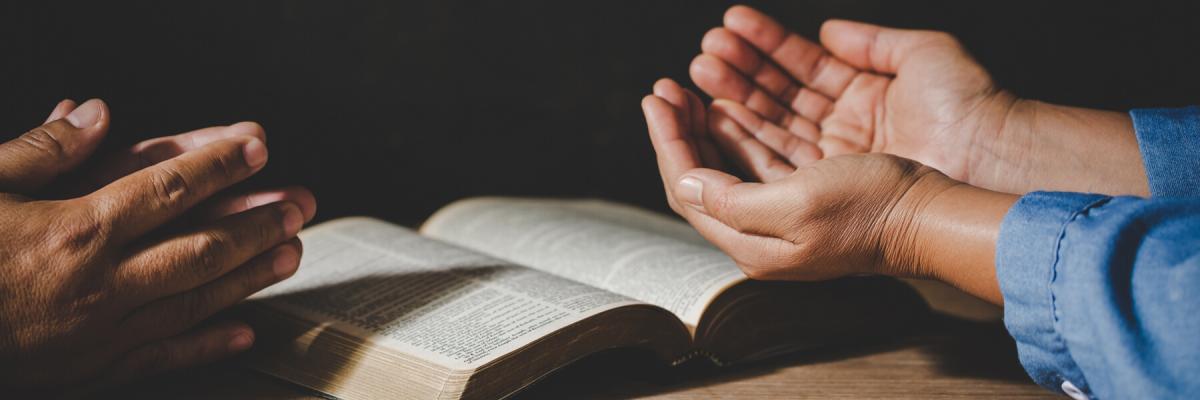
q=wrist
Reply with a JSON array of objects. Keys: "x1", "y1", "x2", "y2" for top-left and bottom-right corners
[
  {"x1": 980, "y1": 95, "x2": 1148, "y2": 196},
  {"x1": 962, "y1": 93, "x2": 1038, "y2": 191},
  {"x1": 876, "y1": 165, "x2": 960, "y2": 280},
  {"x1": 879, "y1": 167, "x2": 1017, "y2": 305}
]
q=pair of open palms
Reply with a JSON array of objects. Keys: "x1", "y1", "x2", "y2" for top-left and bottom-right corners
[{"x1": 643, "y1": 6, "x2": 1043, "y2": 281}]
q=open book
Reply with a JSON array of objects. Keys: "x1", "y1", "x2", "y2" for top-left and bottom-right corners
[{"x1": 239, "y1": 197, "x2": 928, "y2": 399}]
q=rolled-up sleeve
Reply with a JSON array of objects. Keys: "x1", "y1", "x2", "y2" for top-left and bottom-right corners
[
  {"x1": 998, "y1": 106, "x2": 1200, "y2": 399},
  {"x1": 1131, "y1": 106, "x2": 1200, "y2": 197},
  {"x1": 999, "y1": 194, "x2": 1200, "y2": 399}
]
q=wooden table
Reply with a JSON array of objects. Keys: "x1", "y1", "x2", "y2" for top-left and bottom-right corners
[{"x1": 119, "y1": 314, "x2": 1055, "y2": 399}]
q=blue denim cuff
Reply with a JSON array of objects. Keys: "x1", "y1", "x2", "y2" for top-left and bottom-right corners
[
  {"x1": 1130, "y1": 106, "x2": 1200, "y2": 198},
  {"x1": 997, "y1": 191, "x2": 1109, "y2": 398}
]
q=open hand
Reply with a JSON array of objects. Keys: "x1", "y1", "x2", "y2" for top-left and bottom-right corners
[
  {"x1": 690, "y1": 6, "x2": 1101, "y2": 195},
  {"x1": 0, "y1": 100, "x2": 316, "y2": 394},
  {"x1": 642, "y1": 79, "x2": 959, "y2": 281}
]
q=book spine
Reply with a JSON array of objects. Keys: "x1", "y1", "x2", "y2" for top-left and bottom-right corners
[{"x1": 669, "y1": 349, "x2": 725, "y2": 367}]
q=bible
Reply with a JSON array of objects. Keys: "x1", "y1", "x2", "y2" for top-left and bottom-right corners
[{"x1": 239, "y1": 197, "x2": 929, "y2": 399}]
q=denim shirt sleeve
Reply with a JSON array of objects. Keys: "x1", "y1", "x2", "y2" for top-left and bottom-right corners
[
  {"x1": 1131, "y1": 106, "x2": 1200, "y2": 197},
  {"x1": 998, "y1": 106, "x2": 1200, "y2": 399}
]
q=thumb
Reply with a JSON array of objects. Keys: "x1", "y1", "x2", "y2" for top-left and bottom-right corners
[
  {"x1": 674, "y1": 168, "x2": 786, "y2": 238},
  {"x1": 819, "y1": 19, "x2": 963, "y2": 74},
  {"x1": 0, "y1": 99, "x2": 110, "y2": 193}
]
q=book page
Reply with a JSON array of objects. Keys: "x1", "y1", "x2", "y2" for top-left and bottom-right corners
[
  {"x1": 250, "y1": 217, "x2": 641, "y2": 371},
  {"x1": 421, "y1": 198, "x2": 746, "y2": 328}
]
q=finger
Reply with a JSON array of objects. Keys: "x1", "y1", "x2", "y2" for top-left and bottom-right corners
[
  {"x1": 708, "y1": 101, "x2": 796, "y2": 182},
  {"x1": 122, "y1": 239, "x2": 301, "y2": 342},
  {"x1": 701, "y1": 28, "x2": 798, "y2": 101},
  {"x1": 651, "y1": 79, "x2": 698, "y2": 133},
  {"x1": 0, "y1": 99, "x2": 109, "y2": 193},
  {"x1": 643, "y1": 94, "x2": 701, "y2": 184},
  {"x1": 643, "y1": 92, "x2": 702, "y2": 214},
  {"x1": 712, "y1": 99, "x2": 822, "y2": 167},
  {"x1": 683, "y1": 89, "x2": 726, "y2": 169},
  {"x1": 100, "y1": 320, "x2": 254, "y2": 388},
  {"x1": 683, "y1": 86, "x2": 707, "y2": 141},
  {"x1": 118, "y1": 201, "x2": 304, "y2": 300},
  {"x1": 819, "y1": 19, "x2": 961, "y2": 74},
  {"x1": 73, "y1": 122, "x2": 268, "y2": 193},
  {"x1": 690, "y1": 54, "x2": 801, "y2": 129},
  {"x1": 723, "y1": 5, "x2": 859, "y2": 99},
  {"x1": 194, "y1": 186, "x2": 317, "y2": 223},
  {"x1": 651, "y1": 79, "x2": 705, "y2": 164},
  {"x1": 44, "y1": 99, "x2": 78, "y2": 124},
  {"x1": 645, "y1": 85, "x2": 797, "y2": 274},
  {"x1": 89, "y1": 136, "x2": 268, "y2": 244},
  {"x1": 701, "y1": 28, "x2": 834, "y2": 122}
]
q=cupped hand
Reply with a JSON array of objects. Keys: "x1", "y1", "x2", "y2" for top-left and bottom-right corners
[
  {"x1": 690, "y1": 5, "x2": 1020, "y2": 191},
  {"x1": 0, "y1": 99, "x2": 316, "y2": 395},
  {"x1": 643, "y1": 79, "x2": 959, "y2": 281}
]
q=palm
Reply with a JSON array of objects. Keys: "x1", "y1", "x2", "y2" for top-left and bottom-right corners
[
  {"x1": 846, "y1": 51, "x2": 1000, "y2": 181},
  {"x1": 691, "y1": 6, "x2": 1005, "y2": 183}
]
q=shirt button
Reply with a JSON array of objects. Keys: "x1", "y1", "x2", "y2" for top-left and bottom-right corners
[{"x1": 1062, "y1": 380, "x2": 1087, "y2": 400}]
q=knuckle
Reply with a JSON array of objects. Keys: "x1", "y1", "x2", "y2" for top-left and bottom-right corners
[
  {"x1": 709, "y1": 190, "x2": 734, "y2": 215},
  {"x1": 45, "y1": 207, "x2": 106, "y2": 253},
  {"x1": 151, "y1": 166, "x2": 192, "y2": 208},
  {"x1": 188, "y1": 232, "x2": 229, "y2": 279},
  {"x1": 710, "y1": 192, "x2": 747, "y2": 230},
  {"x1": 18, "y1": 127, "x2": 67, "y2": 161},
  {"x1": 205, "y1": 146, "x2": 239, "y2": 181}
]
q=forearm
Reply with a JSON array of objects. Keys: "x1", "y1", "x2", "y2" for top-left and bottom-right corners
[
  {"x1": 919, "y1": 183, "x2": 1016, "y2": 305},
  {"x1": 991, "y1": 99, "x2": 1148, "y2": 196}
]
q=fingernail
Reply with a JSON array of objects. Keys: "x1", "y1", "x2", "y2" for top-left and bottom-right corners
[
  {"x1": 243, "y1": 138, "x2": 268, "y2": 168},
  {"x1": 228, "y1": 330, "x2": 254, "y2": 352},
  {"x1": 273, "y1": 244, "x2": 300, "y2": 279},
  {"x1": 240, "y1": 138, "x2": 266, "y2": 169},
  {"x1": 281, "y1": 203, "x2": 304, "y2": 237},
  {"x1": 678, "y1": 176, "x2": 705, "y2": 210},
  {"x1": 65, "y1": 99, "x2": 102, "y2": 128}
]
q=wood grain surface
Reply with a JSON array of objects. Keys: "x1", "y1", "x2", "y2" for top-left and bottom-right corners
[{"x1": 118, "y1": 314, "x2": 1055, "y2": 399}]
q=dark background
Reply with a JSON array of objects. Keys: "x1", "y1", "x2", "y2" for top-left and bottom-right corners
[{"x1": 3, "y1": 1, "x2": 1199, "y2": 226}]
